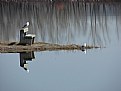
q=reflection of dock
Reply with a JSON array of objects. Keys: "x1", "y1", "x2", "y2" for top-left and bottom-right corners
[{"x1": 20, "y1": 51, "x2": 35, "y2": 71}]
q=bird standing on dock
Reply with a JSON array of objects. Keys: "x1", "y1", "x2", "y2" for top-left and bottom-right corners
[
  {"x1": 22, "y1": 22, "x2": 29, "y2": 28},
  {"x1": 81, "y1": 43, "x2": 87, "y2": 54}
]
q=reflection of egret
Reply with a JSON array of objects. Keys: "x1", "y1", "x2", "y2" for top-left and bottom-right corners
[
  {"x1": 23, "y1": 63, "x2": 30, "y2": 72},
  {"x1": 22, "y1": 22, "x2": 29, "y2": 28},
  {"x1": 27, "y1": 69, "x2": 29, "y2": 73},
  {"x1": 84, "y1": 49, "x2": 86, "y2": 54},
  {"x1": 24, "y1": 67, "x2": 29, "y2": 73}
]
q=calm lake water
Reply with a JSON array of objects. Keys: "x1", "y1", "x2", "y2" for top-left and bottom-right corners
[{"x1": 0, "y1": 1, "x2": 121, "y2": 91}]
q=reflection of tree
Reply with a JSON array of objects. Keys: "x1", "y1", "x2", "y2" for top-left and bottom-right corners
[
  {"x1": 1, "y1": 0, "x2": 121, "y2": 2},
  {"x1": 0, "y1": 2, "x2": 121, "y2": 45}
]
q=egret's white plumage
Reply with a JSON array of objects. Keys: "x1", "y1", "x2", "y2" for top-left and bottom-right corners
[
  {"x1": 84, "y1": 43, "x2": 86, "y2": 47},
  {"x1": 22, "y1": 22, "x2": 29, "y2": 28}
]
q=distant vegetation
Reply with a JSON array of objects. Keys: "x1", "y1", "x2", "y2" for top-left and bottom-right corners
[
  {"x1": 0, "y1": 1, "x2": 121, "y2": 46},
  {"x1": 0, "y1": 0, "x2": 121, "y2": 2}
]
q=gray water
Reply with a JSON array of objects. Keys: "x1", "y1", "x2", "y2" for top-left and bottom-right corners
[{"x1": 0, "y1": 1, "x2": 121, "y2": 91}]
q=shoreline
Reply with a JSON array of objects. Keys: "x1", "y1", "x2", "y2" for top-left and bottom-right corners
[{"x1": 0, "y1": 41, "x2": 100, "y2": 53}]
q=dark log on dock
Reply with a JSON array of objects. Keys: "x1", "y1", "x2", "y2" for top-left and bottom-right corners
[{"x1": 0, "y1": 41, "x2": 102, "y2": 53}]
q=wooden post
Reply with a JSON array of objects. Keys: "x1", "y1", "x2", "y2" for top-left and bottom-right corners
[
  {"x1": 25, "y1": 34, "x2": 36, "y2": 45},
  {"x1": 20, "y1": 28, "x2": 28, "y2": 44},
  {"x1": 19, "y1": 27, "x2": 35, "y2": 45}
]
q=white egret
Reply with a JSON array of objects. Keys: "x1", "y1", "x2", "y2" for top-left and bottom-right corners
[
  {"x1": 84, "y1": 43, "x2": 87, "y2": 47},
  {"x1": 22, "y1": 22, "x2": 29, "y2": 28}
]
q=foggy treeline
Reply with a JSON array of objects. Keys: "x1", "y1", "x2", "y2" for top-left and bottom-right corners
[
  {"x1": 0, "y1": 0, "x2": 121, "y2": 2},
  {"x1": 0, "y1": 1, "x2": 121, "y2": 45}
]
